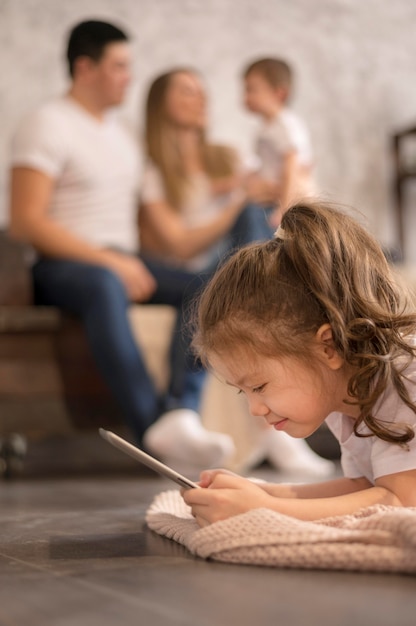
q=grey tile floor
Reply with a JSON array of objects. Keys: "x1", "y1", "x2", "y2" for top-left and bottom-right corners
[{"x1": 1, "y1": 453, "x2": 416, "y2": 625}]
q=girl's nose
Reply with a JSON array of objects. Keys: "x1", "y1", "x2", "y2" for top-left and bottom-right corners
[{"x1": 247, "y1": 395, "x2": 270, "y2": 418}]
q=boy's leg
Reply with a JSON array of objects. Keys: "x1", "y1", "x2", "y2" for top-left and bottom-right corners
[{"x1": 32, "y1": 258, "x2": 159, "y2": 443}]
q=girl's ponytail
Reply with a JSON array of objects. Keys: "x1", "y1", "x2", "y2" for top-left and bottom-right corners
[{"x1": 279, "y1": 203, "x2": 415, "y2": 444}]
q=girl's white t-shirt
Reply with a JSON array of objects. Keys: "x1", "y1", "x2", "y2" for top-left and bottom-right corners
[
  {"x1": 10, "y1": 96, "x2": 141, "y2": 254},
  {"x1": 326, "y1": 358, "x2": 416, "y2": 484}
]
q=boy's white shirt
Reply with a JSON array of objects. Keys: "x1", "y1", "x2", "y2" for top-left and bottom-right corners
[
  {"x1": 326, "y1": 357, "x2": 416, "y2": 484},
  {"x1": 255, "y1": 107, "x2": 314, "y2": 190}
]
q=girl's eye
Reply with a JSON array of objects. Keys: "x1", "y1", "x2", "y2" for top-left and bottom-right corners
[{"x1": 237, "y1": 384, "x2": 266, "y2": 395}]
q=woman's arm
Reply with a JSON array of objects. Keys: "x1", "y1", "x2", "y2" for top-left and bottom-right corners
[{"x1": 140, "y1": 190, "x2": 246, "y2": 261}]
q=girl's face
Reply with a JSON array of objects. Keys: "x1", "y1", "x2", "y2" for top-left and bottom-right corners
[
  {"x1": 209, "y1": 336, "x2": 353, "y2": 439},
  {"x1": 164, "y1": 71, "x2": 207, "y2": 129}
]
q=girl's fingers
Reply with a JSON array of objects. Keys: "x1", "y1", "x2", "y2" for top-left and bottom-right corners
[
  {"x1": 182, "y1": 486, "x2": 212, "y2": 506},
  {"x1": 198, "y1": 468, "x2": 237, "y2": 487}
]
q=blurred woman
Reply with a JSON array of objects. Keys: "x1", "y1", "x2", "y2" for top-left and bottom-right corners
[
  {"x1": 140, "y1": 68, "x2": 268, "y2": 271},
  {"x1": 140, "y1": 68, "x2": 332, "y2": 476}
]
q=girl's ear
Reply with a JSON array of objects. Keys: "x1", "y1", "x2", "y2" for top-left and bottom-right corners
[{"x1": 315, "y1": 324, "x2": 344, "y2": 370}]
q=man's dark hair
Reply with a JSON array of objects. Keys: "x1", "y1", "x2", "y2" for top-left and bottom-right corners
[{"x1": 66, "y1": 20, "x2": 128, "y2": 77}]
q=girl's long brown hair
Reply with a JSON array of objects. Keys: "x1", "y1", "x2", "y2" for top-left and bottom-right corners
[
  {"x1": 193, "y1": 202, "x2": 416, "y2": 445},
  {"x1": 145, "y1": 69, "x2": 236, "y2": 209}
]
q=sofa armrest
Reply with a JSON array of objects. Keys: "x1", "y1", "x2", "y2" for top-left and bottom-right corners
[{"x1": 0, "y1": 306, "x2": 61, "y2": 333}]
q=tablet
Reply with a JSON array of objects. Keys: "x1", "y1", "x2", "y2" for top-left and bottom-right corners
[{"x1": 99, "y1": 428, "x2": 200, "y2": 490}]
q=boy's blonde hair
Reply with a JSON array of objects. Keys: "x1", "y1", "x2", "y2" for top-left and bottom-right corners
[
  {"x1": 145, "y1": 68, "x2": 237, "y2": 209},
  {"x1": 244, "y1": 57, "x2": 292, "y2": 93},
  {"x1": 193, "y1": 202, "x2": 416, "y2": 446}
]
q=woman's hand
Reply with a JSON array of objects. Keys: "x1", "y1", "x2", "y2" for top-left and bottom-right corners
[
  {"x1": 182, "y1": 471, "x2": 273, "y2": 527},
  {"x1": 244, "y1": 174, "x2": 279, "y2": 204},
  {"x1": 210, "y1": 175, "x2": 242, "y2": 196}
]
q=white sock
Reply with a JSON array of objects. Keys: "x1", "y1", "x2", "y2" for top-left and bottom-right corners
[
  {"x1": 264, "y1": 429, "x2": 335, "y2": 477},
  {"x1": 143, "y1": 409, "x2": 235, "y2": 469}
]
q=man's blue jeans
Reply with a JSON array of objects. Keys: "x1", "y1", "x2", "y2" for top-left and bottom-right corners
[{"x1": 32, "y1": 256, "x2": 208, "y2": 444}]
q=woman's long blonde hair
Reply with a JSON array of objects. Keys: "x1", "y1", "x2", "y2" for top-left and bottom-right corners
[
  {"x1": 193, "y1": 202, "x2": 416, "y2": 445},
  {"x1": 145, "y1": 68, "x2": 236, "y2": 209}
]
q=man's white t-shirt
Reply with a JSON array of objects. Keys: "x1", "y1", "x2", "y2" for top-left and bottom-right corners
[
  {"x1": 326, "y1": 358, "x2": 416, "y2": 484},
  {"x1": 10, "y1": 96, "x2": 141, "y2": 254},
  {"x1": 140, "y1": 160, "x2": 230, "y2": 272}
]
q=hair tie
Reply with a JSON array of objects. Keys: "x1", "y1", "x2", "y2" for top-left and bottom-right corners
[{"x1": 274, "y1": 226, "x2": 286, "y2": 241}]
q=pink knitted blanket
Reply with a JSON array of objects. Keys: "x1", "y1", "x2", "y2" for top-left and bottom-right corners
[{"x1": 145, "y1": 490, "x2": 416, "y2": 573}]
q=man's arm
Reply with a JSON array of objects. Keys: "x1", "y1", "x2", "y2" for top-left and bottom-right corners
[{"x1": 9, "y1": 167, "x2": 156, "y2": 301}]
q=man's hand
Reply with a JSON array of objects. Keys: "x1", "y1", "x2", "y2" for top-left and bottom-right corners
[{"x1": 102, "y1": 250, "x2": 157, "y2": 302}]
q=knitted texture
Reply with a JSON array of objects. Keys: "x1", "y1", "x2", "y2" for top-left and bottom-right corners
[{"x1": 146, "y1": 490, "x2": 416, "y2": 573}]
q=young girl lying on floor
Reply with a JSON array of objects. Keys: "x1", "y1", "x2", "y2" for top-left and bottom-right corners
[{"x1": 182, "y1": 202, "x2": 416, "y2": 526}]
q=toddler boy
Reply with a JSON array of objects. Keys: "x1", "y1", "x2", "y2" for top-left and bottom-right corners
[{"x1": 243, "y1": 57, "x2": 316, "y2": 226}]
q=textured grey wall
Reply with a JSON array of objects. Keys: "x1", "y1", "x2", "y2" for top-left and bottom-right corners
[{"x1": 1, "y1": 0, "x2": 416, "y2": 256}]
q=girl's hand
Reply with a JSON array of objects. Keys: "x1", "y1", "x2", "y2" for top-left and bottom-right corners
[
  {"x1": 182, "y1": 472, "x2": 273, "y2": 527},
  {"x1": 179, "y1": 469, "x2": 237, "y2": 499},
  {"x1": 198, "y1": 468, "x2": 240, "y2": 488}
]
